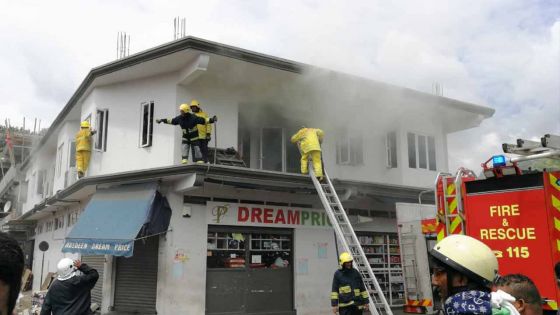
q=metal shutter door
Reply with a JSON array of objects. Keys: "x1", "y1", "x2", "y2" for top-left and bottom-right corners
[
  {"x1": 113, "y1": 238, "x2": 159, "y2": 314},
  {"x1": 81, "y1": 255, "x2": 105, "y2": 309}
]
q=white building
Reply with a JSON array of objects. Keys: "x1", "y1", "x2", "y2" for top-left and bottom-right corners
[{"x1": 1, "y1": 37, "x2": 493, "y2": 315}]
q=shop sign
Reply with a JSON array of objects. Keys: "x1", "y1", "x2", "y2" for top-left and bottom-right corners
[{"x1": 207, "y1": 202, "x2": 332, "y2": 229}]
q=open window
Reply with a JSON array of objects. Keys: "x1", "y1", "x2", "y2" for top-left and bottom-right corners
[
  {"x1": 140, "y1": 102, "x2": 154, "y2": 147},
  {"x1": 95, "y1": 109, "x2": 109, "y2": 151}
]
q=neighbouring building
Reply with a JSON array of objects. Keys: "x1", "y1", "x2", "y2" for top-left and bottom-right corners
[{"x1": 2, "y1": 37, "x2": 494, "y2": 315}]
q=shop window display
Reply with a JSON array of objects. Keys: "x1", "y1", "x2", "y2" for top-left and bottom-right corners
[{"x1": 207, "y1": 231, "x2": 292, "y2": 269}]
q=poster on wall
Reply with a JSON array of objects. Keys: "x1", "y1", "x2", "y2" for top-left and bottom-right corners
[{"x1": 206, "y1": 202, "x2": 332, "y2": 229}]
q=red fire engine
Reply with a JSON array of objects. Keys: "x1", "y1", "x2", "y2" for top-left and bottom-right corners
[{"x1": 398, "y1": 134, "x2": 560, "y2": 314}]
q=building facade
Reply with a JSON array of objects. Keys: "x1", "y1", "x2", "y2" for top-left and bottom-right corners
[{"x1": 1, "y1": 37, "x2": 493, "y2": 315}]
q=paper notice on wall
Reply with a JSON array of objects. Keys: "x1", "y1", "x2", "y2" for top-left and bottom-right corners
[
  {"x1": 297, "y1": 258, "x2": 309, "y2": 275},
  {"x1": 317, "y1": 242, "x2": 328, "y2": 259},
  {"x1": 251, "y1": 255, "x2": 262, "y2": 264}
]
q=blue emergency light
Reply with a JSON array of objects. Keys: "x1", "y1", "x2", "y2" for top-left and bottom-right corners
[{"x1": 492, "y1": 155, "x2": 507, "y2": 167}]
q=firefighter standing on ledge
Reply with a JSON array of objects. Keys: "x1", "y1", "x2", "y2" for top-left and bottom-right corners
[
  {"x1": 291, "y1": 127, "x2": 324, "y2": 181},
  {"x1": 75, "y1": 121, "x2": 96, "y2": 178},
  {"x1": 156, "y1": 103, "x2": 216, "y2": 164}
]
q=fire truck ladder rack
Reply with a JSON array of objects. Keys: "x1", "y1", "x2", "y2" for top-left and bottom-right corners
[
  {"x1": 503, "y1": 134, "x2": 560, "y2": 163},
  {"x1": 435, "y1": 168, "x2": 476, "y2": 236},
  {"x1": 309, "y1": 165, "x2": 393, "y2": 315}
]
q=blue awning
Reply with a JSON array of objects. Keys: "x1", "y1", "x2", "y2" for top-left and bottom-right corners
[{"x1": 62, "y1": 182, "x2": 172, "y2": 257}]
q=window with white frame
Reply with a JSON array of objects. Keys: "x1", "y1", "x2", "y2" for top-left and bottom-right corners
[
  {"x1": 140, "y1": 102, "x2": 155, "y2": 147},
  {"x1": 54, "y1": 217, "x2": 64, "y2": 230},
  {"x1": 386, "y1": 132, "x2": 398, "y2": 168},
  {"x1": 36, "y1": 223, "x2": 43, "y2": 235},
  {"x1": 36, "y1": 170, "x2": 45, "y2": 195},
  {"x1": 68, "y1": 141, "x2": 76, "y2": 168},
  {"x1": 95, "y1": 109, "x2": 109, "y2": 151},
  {"x1": 336, "y1": 132, "x2": 363, "y2": 166},
  {"x1": 56, "y1": 143, "x2": 64, "y2": 177},
  {"x1": 407, "y1": 132, "x2": 436, "y2": 171},
  {"x1": 46, "y1": 220, "x2": 54, "y2": 232},
  {"x1": 67, "y1": 211, "x2": 79, "y2": 227}
]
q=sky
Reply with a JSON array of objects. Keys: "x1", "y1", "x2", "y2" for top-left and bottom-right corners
[{"x1": 0, "y1": 0, "x2": 558, "y2": 171}]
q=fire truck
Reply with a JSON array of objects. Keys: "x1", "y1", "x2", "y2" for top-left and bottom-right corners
[{"x1": 396, "y1": 134, "x2": 560, "y2": 314}]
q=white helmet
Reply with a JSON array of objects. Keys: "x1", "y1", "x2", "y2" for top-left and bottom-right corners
[
  {"x1": 57, "y1": 258, "x2": 76, "y2": 281},
  {"x1": 430, "y1": 234, "x2": 498, "y2": 287}
]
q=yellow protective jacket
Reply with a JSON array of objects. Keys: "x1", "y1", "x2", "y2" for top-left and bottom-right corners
[
  {"x1": 75, "y1": 128, "x2": 93, "y2": 152},
  {"x1": 290, "y1": 128, "x2": 324, "y2": 154},
  {"x1": 193, "y1": 111, "x2": 212, "y2": 140}
]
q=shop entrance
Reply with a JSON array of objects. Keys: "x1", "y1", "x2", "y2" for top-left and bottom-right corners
[{"x1": 206, "y1": 226, "x2": 295, "y2": 315}]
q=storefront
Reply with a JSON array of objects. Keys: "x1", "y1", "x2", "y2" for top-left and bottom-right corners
[{"x1": 201, "y1": 201, "x2": 337, "y2": 315}]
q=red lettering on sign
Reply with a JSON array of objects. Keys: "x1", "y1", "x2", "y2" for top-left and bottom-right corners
[
  {"x1": 274, "y1": 209, "x2": 286, "y2": 224},
  {"x1": 287, "y1": 210, "x2": 300, "y2": 225},
  {"x1": 251, "y1": 208, "x2": 263, "y2": 223},
  {"x1": 263, "y1": 208, "x2": 273, "y2": 223},
  {"x1": 238, "y1": 207, "x2": 249, "y2": 222}
]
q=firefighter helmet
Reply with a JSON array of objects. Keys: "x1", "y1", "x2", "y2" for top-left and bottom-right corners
[
  {"x1": 56, "y1": 258, "x2": 77, "y2": 281},
  {"x1": 179, "y1": 104, "x2": 190, "y2": 113},
  {"x1": 430, "y1": 234, "x2": 498, "y2": 287},
  {"x1": 190, "y1": 99, "x2": 200, "y2": 107},
  {"x1": 339, "y1": 252, "x2": 353, "y2": 265},
  {"x1": 80, "y1": 121, "x2": 90, "y2": 128}
]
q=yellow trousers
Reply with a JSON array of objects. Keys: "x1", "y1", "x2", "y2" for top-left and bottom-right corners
[
  {"x1": 76, "y1": 150, "x2": 91, "y2": 173},
  {"x1": 301, "y1": 150, "x2": 323, "y2": 177}
]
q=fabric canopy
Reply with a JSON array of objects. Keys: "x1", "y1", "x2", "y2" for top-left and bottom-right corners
[{"x1": 62, "y1": 182, "x2": 171, "y2": 257}]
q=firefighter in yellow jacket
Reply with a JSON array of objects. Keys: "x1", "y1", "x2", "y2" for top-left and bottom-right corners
[
  {"x1": 75, "y1": 121, "x2": 96, "y2": 178},
  {"x1": 291, "y1": 127, "x2": 324, "y2": 180},
  {"x1": 190, "y1": 100, "x2": 212, "y2": 163}
]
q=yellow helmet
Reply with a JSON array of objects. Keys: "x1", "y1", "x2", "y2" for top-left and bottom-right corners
[
  {"x1": 430, "y1": 234, "x2": 498, "y2": 287},
  {"x1": 80, "y1": 121, "x2": 90, "y2": 128},
  {"x1": 190, "y1": 99, "x2": 200, "y2": 107},
  {"x1": 339, "y1": 252, "x2": 353, "y2": 265},
  {"x1": 179, "y1": 104, "x2": 190, "y2": 113}
]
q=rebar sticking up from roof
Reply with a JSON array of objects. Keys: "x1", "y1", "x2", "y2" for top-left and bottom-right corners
[
  {"x1": 174, "y1": 17, "x2": 186, "y2": 40},
  {"x1": 116, "y1": 32, "x2": 130, "y2": 60}
]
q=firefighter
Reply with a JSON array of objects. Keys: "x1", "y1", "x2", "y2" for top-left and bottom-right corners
[
  {"x1": 430, "y1": 234, "x2": 499, "y2": 315},
  {"x1": 156, "y1": 103, "x2": 217, "y2": 164},
  {"x1": 75, "y1": 121, "x2": 96, "y2": 178},
  {"x1": 40, "y1": 258, "x2": 99, "y2": 315},
  {"x1": 0, "y1": 232, "x2": 24, "y2": 315},
  {"x1": 291, "y1": 127, "x2": 324, "y2": 180},
  {"x1": 189, "y1": 100, "x2": 212, "y2": 163},
  {"x1": 331, "y1": 252, "x2": 369, "y2": 315}
]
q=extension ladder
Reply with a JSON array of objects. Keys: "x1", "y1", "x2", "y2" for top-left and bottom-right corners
[{"x1": 309, "y1": 165, "x2": 393, "y2": 315}]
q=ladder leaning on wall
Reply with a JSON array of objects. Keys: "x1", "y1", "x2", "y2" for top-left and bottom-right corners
[{"x1": 309, "y1": 164, "x2": 393, "y2": 315}]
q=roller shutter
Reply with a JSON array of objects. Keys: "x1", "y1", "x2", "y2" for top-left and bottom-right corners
[
  {"x1": 113, "y1": 237, "x2": 159, "y2": 314},
  {"x1": 81, "y1": 255, "x2": 105, "y2": 310}
]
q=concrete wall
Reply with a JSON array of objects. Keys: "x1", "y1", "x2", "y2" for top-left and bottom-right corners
[{"x1": 82, "y1": 73, "x2": 179, "y2": 175}]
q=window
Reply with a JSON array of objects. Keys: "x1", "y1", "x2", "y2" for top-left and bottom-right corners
[
  {"x1": 36, "y1": 170, "x2": 45, "y2": 195},
  {"x1": 54, "y1": 217, "x2": 64, "y2": 230},
  {"x1": 408, "y1": 132, "x2": 436, "y2": 171},
  {"x1": 95, "y1": 109, "x2": 109, "y2": 151},
  {"x1": 36, "y1": 223, "x2": 43, "y2": 235},
  {"x1": 386, "y1": 132, "x2": 397, "y2": 168},
  {"x1": 336, "y1": 132, "x2": 363, "y2": 166},
  {"x1": 69, "y1": 141, "x2": 76, "y2": 168},
  {"x1": 67, "y1": 211, "x2": 79, "y2": 226},
  {"x1": 140, "y1": 102, "x2": 155, "y2": 147},
  {"x1": 56, "y1": 143, "x2": 64, "y2": 177},
  {"x1": 46, "y1": 220, "x2": 54, "y2": 232}
]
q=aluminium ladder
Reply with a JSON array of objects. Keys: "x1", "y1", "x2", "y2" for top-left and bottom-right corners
[{"x1": 309, "y1": 165, "x2": 393, "y2": 315}]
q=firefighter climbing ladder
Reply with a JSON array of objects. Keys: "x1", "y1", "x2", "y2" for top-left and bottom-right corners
[{"x1": 309, "y1": 165, "x2": 393, "y2": 315}]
